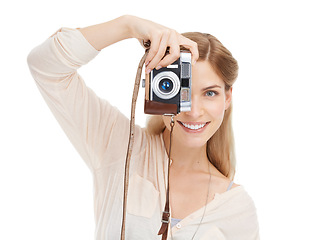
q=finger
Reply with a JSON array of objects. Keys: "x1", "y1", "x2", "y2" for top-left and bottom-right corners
[
  {"x1": 145, "y1": 34, "x2": 162, "y2": 67},
  {"x1": 179, "y1": 36, "x2": 199, "y2": 65},
  {"x1": 156, "y1": 31, "x2": 180, "y2": 68},
  {"x1": 156, "y1": 42, "x2": 180, "y2": 69},
  {"x1": 146, "y1": 30, "x2": 170, "y2": 72}
]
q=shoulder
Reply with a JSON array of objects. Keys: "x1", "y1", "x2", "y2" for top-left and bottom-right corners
[
  {"x1": 228, "y1": 181, "x2": 240, "y2": 190},
  {"x1": 209, "y1": 166, "x2": 239, "y2": 194}
]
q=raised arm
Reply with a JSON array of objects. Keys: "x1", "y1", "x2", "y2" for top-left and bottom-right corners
[
  {"x1": 79, "y1": 15, "x2": 199, "y2": 73},
  {"x1": 78, "y1": 15, "x2": 131, "y2": 51},
  {"x1": 27, "y1": 15, "x2": 199, "y2": 172}
]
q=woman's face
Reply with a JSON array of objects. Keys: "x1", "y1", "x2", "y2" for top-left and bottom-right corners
[{"x1": 162, "y1": 61, "x2": 232, "y2": 149}]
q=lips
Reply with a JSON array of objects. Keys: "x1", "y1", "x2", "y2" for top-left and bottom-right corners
[{"x1": 177, "y1": 120, "x2": 210, "y2": 132}]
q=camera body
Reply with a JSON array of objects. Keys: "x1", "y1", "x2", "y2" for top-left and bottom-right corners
[{"x1": 144, "y1": 52, "x2": 192, "y2": 115}]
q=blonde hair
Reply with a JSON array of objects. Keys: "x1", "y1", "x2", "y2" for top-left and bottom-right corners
[{"x1": 146, "y1": 32, "x2": 238, "y2": 180}]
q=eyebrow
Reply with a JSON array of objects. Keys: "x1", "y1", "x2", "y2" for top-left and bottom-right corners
[{"x1": 201, "y1": 84, "x2": 222, "y2": 91}]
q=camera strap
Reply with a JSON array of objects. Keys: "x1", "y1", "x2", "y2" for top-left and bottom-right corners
[
  {"x1": 121, "y1": 41, "x2": 174, "y2": 240},
  {"x1": 120, "y1": 50, "x2": 148, "y2": 240},
  {"x1": 158, "y1": 115, "x2": 175, "y2": 240}
]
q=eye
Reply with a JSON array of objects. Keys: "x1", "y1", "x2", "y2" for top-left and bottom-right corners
[{"x1": 205, "y1": 90, "x2": 218, "y2": 97}]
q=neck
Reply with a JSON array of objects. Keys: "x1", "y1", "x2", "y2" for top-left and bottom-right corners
[{"x1": 162, "y1": 128, "x2": 209, "y2": 172}]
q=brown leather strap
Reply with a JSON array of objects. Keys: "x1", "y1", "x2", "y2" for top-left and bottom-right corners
[
  {"x1": 158, "y1": 203, "x2": 170, "y2": 240},
  {"x1": 120, "y1": 50, "x2": 149, "y2": 240},
  {"x1": 121, "y1": 40, "x2": 174, "y2": 240},
  {"x1": 158, "y1": 117, "x2": 175, "y2": 240}
]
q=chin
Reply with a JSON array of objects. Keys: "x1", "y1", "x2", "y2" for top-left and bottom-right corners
[
  {"x1": 173, "y1": 130, "x2": 210, "y2": 149},
  {"x1": 185, "y1": 139, "x2": 208, "y2": 149}
]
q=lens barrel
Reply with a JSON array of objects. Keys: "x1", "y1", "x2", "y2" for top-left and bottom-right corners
[{"x1": 152, "y1": 71, "x2": 180, "y2": 100}]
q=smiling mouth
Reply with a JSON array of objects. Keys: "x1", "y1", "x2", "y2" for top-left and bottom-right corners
[{"x1": 177, "y1": 121, "x2": 210, "y2": 131}]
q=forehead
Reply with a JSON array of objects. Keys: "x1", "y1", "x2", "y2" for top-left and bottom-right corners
[{"x1": 191, "y1": 61, "x2": 224, "y2": 88}]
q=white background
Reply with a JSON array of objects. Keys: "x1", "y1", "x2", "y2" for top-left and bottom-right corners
[{"x1": 1, "y1": 0, "x2": 323, "y2": 239}]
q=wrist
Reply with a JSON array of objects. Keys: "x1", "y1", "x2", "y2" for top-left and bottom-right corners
[{"x1": 119, "y1": 15, "x2": 135, "y2": 39}]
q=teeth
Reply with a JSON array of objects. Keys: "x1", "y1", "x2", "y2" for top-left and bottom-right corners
[{"x1": 181, "y1": 122, "x2": 206, "y2": 130}]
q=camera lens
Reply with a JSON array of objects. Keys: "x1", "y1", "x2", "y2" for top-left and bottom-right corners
[
  {"x1": 159, "y1": 79, "x2": 174, "y2": 93},
  {"x1": 152, "y1": 71, "x2": 180, "y2": 99}
]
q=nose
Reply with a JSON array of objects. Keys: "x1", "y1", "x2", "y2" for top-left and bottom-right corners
[{"x1": 185, "y1": 96, "x2": 204, "y2": 119}]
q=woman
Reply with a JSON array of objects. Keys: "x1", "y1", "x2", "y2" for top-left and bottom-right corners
[{"x1": 27, "y1": 15, "x2": 259, "y2": 239}]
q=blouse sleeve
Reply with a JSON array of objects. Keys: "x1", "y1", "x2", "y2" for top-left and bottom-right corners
[{"x1": 27, "y1": 27, "x2": 146, "y2": 172}]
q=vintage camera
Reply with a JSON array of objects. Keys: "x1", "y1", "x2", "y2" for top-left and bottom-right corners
[{"x1": 143, "y1": 52, "x2": 192, "y2": 115}]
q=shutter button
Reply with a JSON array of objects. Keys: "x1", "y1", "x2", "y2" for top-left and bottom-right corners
[{"x1": 176, "y1": 223, "x2": 181, "y2": 229}]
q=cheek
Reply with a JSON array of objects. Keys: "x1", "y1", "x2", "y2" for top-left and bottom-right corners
[
  {"x1": 205, "y1": 101, "x2": 226, "y2": 136},
  {"x1": 206, "y1": 100, "x2": 226, "y2": 120}
]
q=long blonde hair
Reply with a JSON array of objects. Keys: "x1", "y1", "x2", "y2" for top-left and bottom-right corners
[{"x1": 146, "y1": 32, "x2": 238, "y2": 180}]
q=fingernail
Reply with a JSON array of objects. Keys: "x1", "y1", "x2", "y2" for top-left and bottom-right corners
[
  {"x1": 145, "y1": 68, "x2": 151, "y2": 74},
  {"x1": 156, "y1": 65, "x2": 162, "y2": 70}
]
